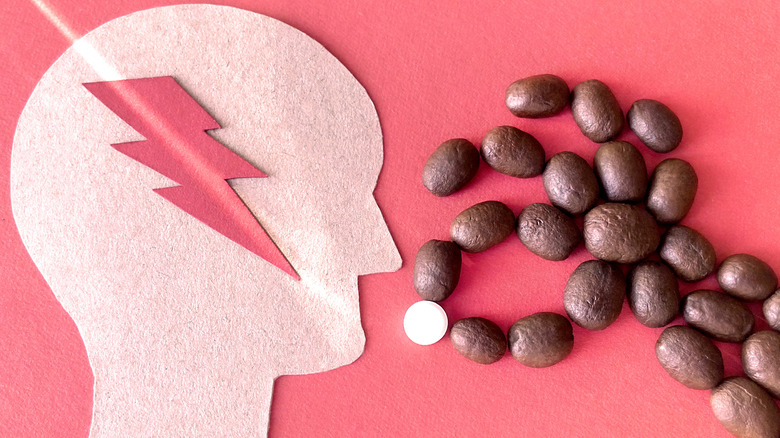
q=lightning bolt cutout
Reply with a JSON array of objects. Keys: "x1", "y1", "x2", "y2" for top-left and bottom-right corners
[{"x1": 84, "y1": 76, "x2": 299, "y2": 280}]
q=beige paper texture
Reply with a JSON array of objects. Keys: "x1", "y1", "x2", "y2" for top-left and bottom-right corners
[{"x1": 11, "y1": 5, "x2": 401, "y2": 436}]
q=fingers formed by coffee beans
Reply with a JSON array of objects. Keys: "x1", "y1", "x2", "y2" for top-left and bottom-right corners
[
  {"x1": 763, "y1": 290, "x2": 780, "y2": 331},
  {"x1": 481, "y1": 126, "x2": 545, "y2": 178},
  {"x1": 542, "y1": 152, "x2": 599, "y2": 215},
  {"x1": 583, "y1": 203, "x2": 659, "y2": 264},
  {"x1": 646, "y1": 158, "x2": 698, "y2": 224},
  {"x1": 742, "y1": 330, "x2": 780, "y2": 399},
  {"x1": 508, "y1": 312, "x2": 574, "y2": 368},
  {"x1": 710, "y1": 377, "x2": 780, "y2": 438},
  {"x1": 450, "y1": 317, "x2": 507, "y2": 364},
  {"x1": 571, "y1": 79, "x2": 624, "y2": 143},
  {"x1": 450, "y1": 201, "x2": 515, "y2": 252},
  {"x1": 422, "y1": 138, "x2": 481, "y2": 197},
  {"x1": 516, "y1": 203, "x2": 581, "y2": 261},
  {"x1": 593, "y1": 141, "x2": 648, "y2": 202},
  {"x1": 717, "y1": 254, "x2": 778, "y2": 301},
  {"x1": 658, "y1": 225, "x2": 716, "y2": 282},
  {"x1": 627, "y1": 99, "x2": 683, "y2": 153},
  {"x1": 505, "y1": 74, "x2": 570, "y2": 118},
  {"x1": 563, "y1": 260, "x2": 626, "y2": 330},
  {"x1": 655, "y1": 325, "x2": 724, "y2": 390},
  {"x1": 681, "y1": 290, "x2": 754, "y2": 343},
  {"x1": 413, "y1": 240, "x2": 462, "y2": 302},
  {"x1": 627, "y1": 262, "x2": 680, "y2": 328}
]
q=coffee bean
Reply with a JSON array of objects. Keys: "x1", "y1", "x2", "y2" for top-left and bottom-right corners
[
  {"x1": 450, "y1": 317, "x2": 507, "y2": 364},
  {"x1": 711, "y1": 377, "x2": 780, "y2": 438},
  {"x1": 563, "y1": 260, "x2": 625, "y2": 330},
  {"x1": 542, "y1": 152, "x2": 599, "y2": 215},
  {"x1": 682, "y1": 289, "x2": 754, "y2": 343},
  {"x1": 516, "y1": 203, "x2": 581, "y2": 261},
  {"x1": 413, "y1": 240, "x2": 461, "y2": 302},
  {"x1": 763, "y1": 290, "x2": 780, "y2": 331},
  {"x1": 743, "y1": 330, "x2": 780, "y2": 399},
  {"x1": 627, "y1": 99, "x2": 683, "y2": 153},
  {"x1": 505, "y1": 74, "x2": 570, "y2": 118},
  {"x1": 508, "y1": 312, "x2": 574, "y2": 368},
  {"x1": 593, "y1": 141, "x2": 648, "y2": 202},
  {"x1": 646, "y1": 158, "x2": 698, "y2": 224},
  {"x1": 571, "y1": 79, "x2": 624, "y2": 143},
  {"x1": 422, "y1": 138, "x2": 481, "y2": 197},
  {"x1": 658, "y1": 225, "x2": 716, "y2": 282},
  {"x1": 583, "y1": 203, "x2": 659, "y2": 264},
  {"x1": 627, "y1": 261, "x2": 679, "y2": 328},
  {"x1": 655, "y1": 325, "x2": 724, "y2": 390},
  {"x1": 481, "y1": 126, "x2": 545, "y2": 178},
  {"x1": 450, "y1": 201, "x2": 515, "y2": 253},
  {"x1": 718, "y1": 254, "x2": 778, "y2": 301}
]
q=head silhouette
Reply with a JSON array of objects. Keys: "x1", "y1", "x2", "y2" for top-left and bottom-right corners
[{"x1": 11, "y1": 5, "x2": 400, "y2": 436}]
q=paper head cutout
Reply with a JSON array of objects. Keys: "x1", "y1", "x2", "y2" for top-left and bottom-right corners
[{"x1": 11, "y1": 5, "x2": 401, "y2": 436}]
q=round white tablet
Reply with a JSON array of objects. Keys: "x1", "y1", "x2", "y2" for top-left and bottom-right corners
[{"x1": 404, "y1": 300, "x2": 448, "y2": 345}]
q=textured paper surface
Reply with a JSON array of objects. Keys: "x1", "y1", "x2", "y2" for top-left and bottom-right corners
[{"x1": 10, "y1": 5, "x2": 400, "y2": 436}]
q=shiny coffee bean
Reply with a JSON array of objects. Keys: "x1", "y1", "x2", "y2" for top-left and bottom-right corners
[
  {"x1": 481, "y1": 126, "x2": 545, "y2": 178},
  {"x1": 571, "y1": 79, "x2": 624, "y2": 143},
  {"x1": 646, "y1": 158, "x2": 698, "y2": 224},
  {"x1": 655, "y1": 325, "x2": 724, "y2": 390},
  {"x1": 682, "y1": 289, "x2": 754, "y2": 343},
  {"x1": 627, "y1": 99, "x2": 683, "y2": 153},
  {"x1": 413, "y1": 240, "x2": 461, "y2": 302},
  {"x1": 627, "y1": 261, "x2": 679, "y2": 328},
  {"x1": 422, "y1": 138, "x2": 481, "y2": 197},
  {"x1": 763, "y1": 289, "x2": 780, "y2": 331},
  {"x1": 593, "y1": 140, "x2": 648, "y2": 202},
  {"x1": 718, "y1": 254, "x2": 778, "y2": 301},
  {"x1": 583, "y1": 203, "x2": 659, "y2": 264},
  {"x1": 508, "y1": 312, "x2": 574, "y2": 368},
  {"x1": 742, "y1": 330, "x2": 780, "y2": 399},
  {"x1": 450, "y1": 201, "x2": 515, "y2": 253},
  {"x1": 563, "y1": 260, "x2": 625, "y2": 330},
  {"x1": 711, "y1": 377, "x2": 780, "y2": 438},
  {"x1": 505, "y1": 74, "x2": 570, "y2": 118},
  {"x1": 450, "y1": 317, "x2": 507, "y2": 364},
  {"x1": 542, "y1": 152, "x2": 599, "y2": 215},
  {"x1": 516, "y1": 203, "x2": 581, "y2": 261},
  {"x1": 658, "y1": 225, "x2": 716, "y2": 282}
]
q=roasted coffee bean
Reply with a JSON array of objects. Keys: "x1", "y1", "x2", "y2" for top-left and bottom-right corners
[
  {"x1": 718, "y1": 254, "x2": 778, "y2": 301},
  {"x1": 516, "y1": 203, "x2": 581, "y2": 261},
  {"x1": 413, "y1": 240, "x2": 461, "y2": 302},
  {"x1": 627, "y1": 261, "x2": 679, "y2": 328},
  {"x1": 563, "y1": 260, "x2": 625, "y2": 330},
  {"x1": 763, "y1": 290, "x2": 780, "y2": 331},
  {"x1": 682, "y1": 289, "x2": 754, "y2": 343},
  {"x1": 711, "y1": 377, "x2": 780, "y2": 438},
  {"x1": 583, "y1": 203, "x2": 659, "y2": 264},
  {"x1": 627, "y1": 99, "x2": 683, "y2": 153},
  {"x1": 593, "y1": 141, "x2": 647, "y2": 202},
  {"x1": 505, "y1": 74, "x2": 570, "y2": 118},
  {"x1": 481, "y1": 126, "x2": 545, "y2": 178},
  {"x1": 450, "y1": 201, "x2": 515, "y2": 253},
  {"x1": 646, "y1": 158, "x2": 698, "y2": 224},
  {"x1": 422, "y1": 138, "x2": 481, "y2": 197},
  {"x1": 571, "y1": 79, "x2": 624, "y2": 143},
  {"x1": 658, "y1": 225, "x2": 716, "y2": 282},
  {"x1": 655, "y1": 325, "x2": 724, "y2": 390},
  {"x1": 508, "y1": 312, "x2": 574, "y2": 368},
  {"x1": 743, "y1": 330, "x2": 780, "y2": 399},
  {"x1": 542, "y1": 152, "x2": 599, "y2": 215},
  {"x1": 450, "y1": 317, "x2": 507, "y2": 364}
]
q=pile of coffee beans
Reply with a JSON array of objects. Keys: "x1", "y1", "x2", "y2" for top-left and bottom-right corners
[{"x1": 412, "y1": 73, "x2": 780, "y2": 438}]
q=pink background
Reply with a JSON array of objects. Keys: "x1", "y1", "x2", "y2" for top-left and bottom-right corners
[{"x1": 2, "y1": 1, "x2": 779, "y2": 436}]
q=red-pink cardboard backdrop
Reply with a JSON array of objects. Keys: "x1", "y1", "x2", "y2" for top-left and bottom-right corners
[{"x1": 1, "y1": 1, "x2": 778, "y2": 436}]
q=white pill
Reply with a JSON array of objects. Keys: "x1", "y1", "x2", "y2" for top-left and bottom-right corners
[{"x1": 404, "y1": 300, "x2": 448, "y2": 345}]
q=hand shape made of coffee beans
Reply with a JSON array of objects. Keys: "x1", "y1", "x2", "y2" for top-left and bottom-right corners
[{"x1": 410, "y1": 74, "x2": 780, "y2": 438}]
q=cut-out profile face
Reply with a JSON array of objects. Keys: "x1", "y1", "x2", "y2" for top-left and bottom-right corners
[{"x1": 11, "y1": 5, "x2": 400, "y2": 436}]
